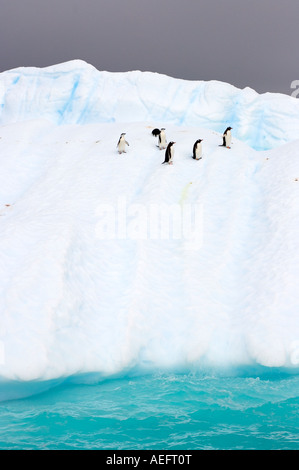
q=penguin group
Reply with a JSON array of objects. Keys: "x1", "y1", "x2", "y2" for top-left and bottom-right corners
[
  {"x1": 117, "y1": 126, "x2": 233, "y2": 165},
  {"x1": 150, "y1": 128, "x2": 175, "y2": 165}
]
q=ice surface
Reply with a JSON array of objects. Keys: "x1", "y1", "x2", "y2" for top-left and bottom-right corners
[
  {"x1": 1, "y1": 59, "x2": 299, "y2": 150},
  {"x1": 0, "y1": 61, "x2": 299, "y2": 382}
]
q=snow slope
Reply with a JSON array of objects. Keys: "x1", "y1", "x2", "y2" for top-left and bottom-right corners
[{"x1": 0, "y1": 61, "x2": 299, "y2": 383}]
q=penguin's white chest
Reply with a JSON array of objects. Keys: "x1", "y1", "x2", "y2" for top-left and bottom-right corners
[
  {"x1": 118, "y1": 137, "x2": 126, "y2": 151},
  {"x1": 225, "y1": 130, "x2": 232, "y2": 146},
  {"x1": 195, "y1": 142, "x2": 202, "y2": 159},
  {"x1": 159, "y1": 131, "x2": 167, "y2": 148},
  {"x1": 169, "y1": 146, "x2": 174, "y2": 161}
]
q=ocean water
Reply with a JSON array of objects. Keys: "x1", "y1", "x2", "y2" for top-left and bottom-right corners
[{"x1": 0, "y1": 368, "x2": 298, "y2": 450}]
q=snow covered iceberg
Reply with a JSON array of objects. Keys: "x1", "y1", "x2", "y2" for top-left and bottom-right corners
[
  {"x1": 1, "y1": 59, "x2": 299, "y2": 150},
  {"x1": 0, "y1": 60, "x2": 299, "y2": 385}
]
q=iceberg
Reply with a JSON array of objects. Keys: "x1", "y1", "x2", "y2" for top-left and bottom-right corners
[
  {"x1": 1, "y1": 59, "x2": 299, "y2": 150},
  {"x1": 0, "y1": 60, "x2": 298, "y2": 383}
]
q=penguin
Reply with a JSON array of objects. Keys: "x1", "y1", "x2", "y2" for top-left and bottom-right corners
[
  {"x1": 152, "y1": 128, "x2": 161, "y2": 137},
  {"x1": 192, "y1": 139, "x2": 203, "y2": 160},
  {"x1": 220, "y1": 127, "x2": 232, "y2": 148},
  {"x1": 162, "y1": 141, "x2": 176, "y2": 165},
  {"x1": 117, "y1": 133, "x2": 129, "y2": 154},
  {"x1": 158, "y1": 128, "x2": 167, "y2": 150}
]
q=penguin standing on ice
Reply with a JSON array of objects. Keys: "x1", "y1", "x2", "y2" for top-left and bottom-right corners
[
  {"x1": 158, "y1": 128, "x2": 167, "y2": 150},
  {"x1": 192, "y1": 139, "x2": 203, "y2": 160},
  {"x1": 162, "y1": 141, "x2": 176, "y2": 165},
  {"x1": 117, "y1": 133, "x2": 129, "y2": 154},
  {"x1": 220, "y1": 127, "x2": 232, "y2": 148}
]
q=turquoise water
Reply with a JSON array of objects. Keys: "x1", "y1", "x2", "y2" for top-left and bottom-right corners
[{"x1": 0, "y1": 369, "x2": 298, "y2": 450}]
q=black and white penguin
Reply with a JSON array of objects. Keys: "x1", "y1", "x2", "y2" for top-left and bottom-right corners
[
  {"x1": 192, "y1": 139, "x2": 203, "y2": 160},
  {"x1": 220, "y1": 127, "x2": 232, "y2": 148},
  {"x1": 162, "y1": 141, "x2": 176, "y2": 165},
  {"x1": 117, "y1": 133, "x2": 129, "y2": 154},
  {"x1": 152, "y1": 128, "x2": 161, "y2": 137},
  {"x1": 158, "y1": 128, "x2": 167, "y2": 150}
]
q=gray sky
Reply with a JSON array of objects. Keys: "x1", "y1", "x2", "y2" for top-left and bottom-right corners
[{"x1": 0, "y1": 0, "x2": 298, "y2": 95}]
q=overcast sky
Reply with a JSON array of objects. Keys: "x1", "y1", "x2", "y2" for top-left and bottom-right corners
[{"x1": 0, "y1": 0, "x2": 298, "y2": 95}]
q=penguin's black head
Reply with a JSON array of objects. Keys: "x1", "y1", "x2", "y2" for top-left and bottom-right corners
[
  {"x1": 197, "y1": 139, "x2": 203, "y2": 143},
  {"x1": 227, "y1": 127, "x2": 232, "y2": 130},
  {"x1": 169, "y1": 141, "x2": 176, "y2": 146}
]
